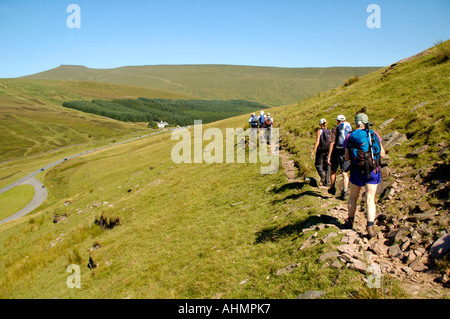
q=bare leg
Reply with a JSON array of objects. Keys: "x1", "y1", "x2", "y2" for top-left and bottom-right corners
[
  {"x1": 348, "y1": 182, "x2": 361, "y2": 218},
  {"x1": 330, "y1": 170, "x2": 336, "y2": 187},
  {"x1": 365, "y1": 183, "x2": 378, "y2": 223},
  {"x1": 342, "y1": 171, "x2": 349, "y2": 192}
]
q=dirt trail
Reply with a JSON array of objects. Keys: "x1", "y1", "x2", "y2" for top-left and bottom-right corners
[{"x1": 279, "y1": 150, "x2": 301, "y2": 182}]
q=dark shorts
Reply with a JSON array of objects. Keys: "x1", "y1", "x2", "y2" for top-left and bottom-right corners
[
  {"x1": 330, "y1": 148, "x2": 350, "y2": 173},
  {"x1": 349, "y1": 169, "x2": 381, "y2": 186}
]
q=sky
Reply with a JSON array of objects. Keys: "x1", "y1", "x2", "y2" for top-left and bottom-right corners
[{"x1": 0, "y1": 0, "x2": 449, "y2": 78}]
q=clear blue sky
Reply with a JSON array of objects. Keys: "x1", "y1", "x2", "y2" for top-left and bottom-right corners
[{"x1": 0, "y1": 0, "x2": 449, "y2": 78}]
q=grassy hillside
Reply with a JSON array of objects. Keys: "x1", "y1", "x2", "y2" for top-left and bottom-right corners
[
  {"x1": 0, "y1": 43, "x2": 448, "y2": 299},
  {"x1": 23, "y1": 64, "x2": 381, "y2": 106},
  {"x1": 0, "y1": 114, "x2": 386, "y2": 299},
  {"x1": 0, "y1": 184, "x2": 34, "y2": 221},
  {"x1": 0, "y1": 79, "x2": 197, "y2": 159},
  {"x1": 0, "y1": 79, "x2": 198, "y2": 188},
  {"x1": 276, "y1": 41, "x2": 449, "y2": 177}
]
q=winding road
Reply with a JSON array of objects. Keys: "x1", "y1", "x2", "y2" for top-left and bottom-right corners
[
  {"x1": 0, "y1": 127, "x2": 185, "y2": 224},
  {"x1": 0, "y1": 177, "x2": 47, "y2": 224}
]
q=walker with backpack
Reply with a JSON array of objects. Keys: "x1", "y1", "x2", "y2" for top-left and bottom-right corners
[
  {"x1": 335, "y1": 121, "x2": 352, "y2": 149},
  {"x1": 347, "y1": 121, "x2": 382, "y2": 178},
  {"x1": 319, "y1": 127, "x2": 331, "y2": 151},
  {"x1": 249, "y1": 114, "x2": 258, "y2": 128},
  {"x1": 264, "y1": 115, "x2": 273, "y2": 129}
]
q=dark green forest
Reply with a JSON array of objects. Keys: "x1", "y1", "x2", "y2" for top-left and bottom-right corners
[{"x1": 62, "y1": 98, "x2": 268, "y2": 126}]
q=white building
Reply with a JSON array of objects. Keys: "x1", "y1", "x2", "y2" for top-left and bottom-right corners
[{"x1": 157, "y1": 121, "x2": 169, "y2": 129}]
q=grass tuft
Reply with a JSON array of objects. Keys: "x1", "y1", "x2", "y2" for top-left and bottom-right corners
[
  {"x1": 432, "y1": 40, "x2": 450, "y2": 64},
  {"x1": 343, "y1": 76, "x2": 359, "y2": 87}
]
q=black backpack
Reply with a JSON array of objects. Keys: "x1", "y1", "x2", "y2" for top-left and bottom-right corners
[{"x1": 319, "y1": 129, "x2": 331, "y2": 150}]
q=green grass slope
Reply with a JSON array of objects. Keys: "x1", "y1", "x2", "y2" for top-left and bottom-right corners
[
  {"x1": 0, "y1": 184, "x2": 34, "y2": 221},
  {"x1": 23, "y1": 64, "x2": 381, "y2": 106},
  {"x1": 0, "y1": 79, "x2": 196, "y2": 160},
  {"x1": 0, "y1": 79, "x2": 198, "y2": 188},
  {"x1": 1, "y1": 114, "x2": 386, "y2": 299},
  {"x1": 0, "y1": 43, "x2": 447, "y2": 299}
]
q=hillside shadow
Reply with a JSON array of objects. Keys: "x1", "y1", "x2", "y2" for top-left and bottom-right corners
[
  {"x1": 271, "y1": 190, "x2": 330, "y2": 205},
  {"x1": 270, "y1": 177, "x2": 327, "y2": 204},
  {"x1": 270, "y1": 177, "x2": 319, "y2": 195},
  {"x1": 271, "y1": 181, "x2": 309, "y2": 193},
  {"x1": 254, "y1": 214, "x2": 342, "y2": 244},
  {"x1": 285, "y1": 190, "x2": 329, "y2": 201}
]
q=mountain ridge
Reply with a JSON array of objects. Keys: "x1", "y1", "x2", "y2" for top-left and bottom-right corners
[{"x1": 23, "y1": 64, "x2": 382, "y2": 106}]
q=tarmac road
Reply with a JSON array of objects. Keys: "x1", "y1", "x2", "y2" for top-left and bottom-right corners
[
  {"x1": 0, "y1": 177, "x2": 47, "y2": 224},
  {"x1": 0, "y1": 127, "x2": 186, "y2": 224}
]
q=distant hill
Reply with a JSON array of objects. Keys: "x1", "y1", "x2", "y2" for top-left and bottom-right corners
[
  {"x1": 0, "y1": 78, "x2": 196, "y2": 163},
  {"x1": 23, "y1": 64, "x2": 382, "y2": 106}
]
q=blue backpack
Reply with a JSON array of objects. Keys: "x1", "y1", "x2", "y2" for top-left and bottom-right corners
[
  {"x1": 348, "y1": 128, "x2": 381, "y2": 177},
  {"x1": 259, "y1": 115, "x2": 265, "y2": 126},
  {"x1": 335, "y1": 122, "x2": 352, "y2": 149}
]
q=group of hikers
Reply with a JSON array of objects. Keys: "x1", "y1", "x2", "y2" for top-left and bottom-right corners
[
  {"x1": 248, "y1": 110, "x2": 274, "y2": 145},
  {"x1": 247, "y1": 110, "x2": 385, "y2": 238},
  {"x1": 311, "y1": 113, "x2": 386, "y2": 238}
]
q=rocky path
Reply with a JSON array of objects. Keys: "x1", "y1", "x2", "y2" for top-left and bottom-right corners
[
  {"x1": 278, "y1": 148, "x2": 450, "y2": 299},
  {"x1": 280, "y1": 150, "x2": 301, "y2": 183}
]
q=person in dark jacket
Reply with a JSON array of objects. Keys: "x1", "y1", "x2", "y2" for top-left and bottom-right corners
[{"x1": 311, "y1": 118, "x2": 330, "y2": 186}]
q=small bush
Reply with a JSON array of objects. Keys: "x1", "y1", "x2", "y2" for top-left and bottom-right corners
[
  {"x1": 432, "y1": 40, "x2": 450, "y2": 64},
  {"x1": 66, "y1": 247, "x2": 83, "y2": 265},
  {"x1": 28, "y1": 215, "x2": 45, "y2": 226},
  {"x1": 94, "y1": 212, "x2": 121, "y2": 230},
  {"x1": 344, "y1": 76, "x2": 359, "y2": 87}
]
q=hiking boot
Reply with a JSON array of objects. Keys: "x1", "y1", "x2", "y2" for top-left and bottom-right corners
[
  {"x1": 344, "y1": 217, "x2": 354, "y2": 230},
  {"x1": 320, "y1": 174, "x2": 326, "y2": 186},
  {"x1": 339, "y1": 190, "x2": 348, "y2": 201},
  {"x1": 328, "y1": 186, "x2": 336, "y2": 195},
  {"x1": 366, "y1": 224, "x2": 377, "y2": 239}
]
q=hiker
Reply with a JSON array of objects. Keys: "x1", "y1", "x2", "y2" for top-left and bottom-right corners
[
  {"x1": 344, "y1": 113, "x2": 386, "y2": 238},
  {"x1": 327, "y1": 115, "x2": 352, "y2": 200},
  {"x1": 311, "y1": 118, "x2": 330, "y2": 186},
  {"x1": 248, "y1": 113, "x2": 258, "y2": 137},
  {"x1": 257, "y1": 111, "x2": 266, "y2": 142},
  {"x1": 265, "y1": 113, "x2": 274, "y2": 145}
]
